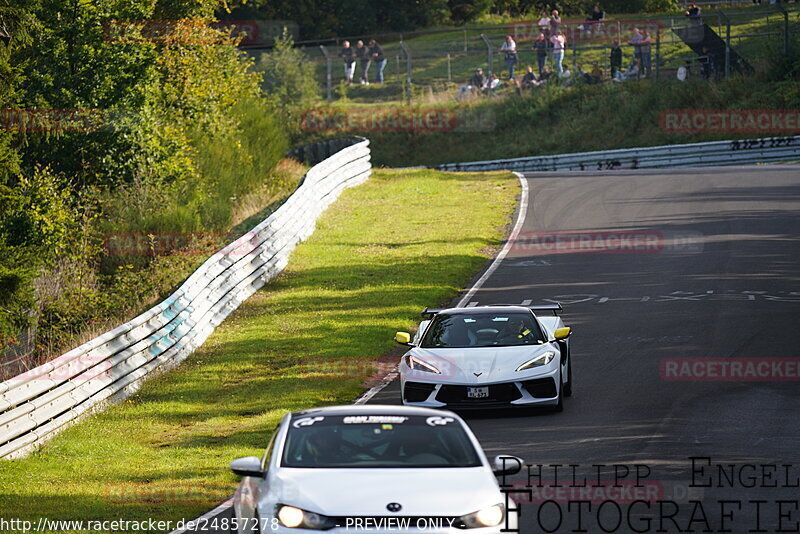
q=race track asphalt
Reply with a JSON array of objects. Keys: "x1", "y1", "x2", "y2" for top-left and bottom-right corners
[
  {"x1": 192, "y1": 165, "x2": 800, "y2": 534},
  {"x1": 367, "y1": 165, "x2": 800, "y2": 533}
]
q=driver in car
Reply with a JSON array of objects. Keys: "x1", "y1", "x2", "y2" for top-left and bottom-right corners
[{"x1": 496, "y1": 319, "x2": 535, "y2": 344}]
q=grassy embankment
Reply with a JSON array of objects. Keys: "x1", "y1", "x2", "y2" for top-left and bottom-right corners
[
  {"x1": 0, "y1": 168, "x2": 518, "y2": 533},
  {"x1": 289, "y1": 5, "x2": 799, "y2": 167}
]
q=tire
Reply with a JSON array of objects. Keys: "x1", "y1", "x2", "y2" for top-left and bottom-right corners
[
  {"x1": 554, "y1": 367, "x2": 564, "y2": 412},
  {"x1": 563, "y1": 344, "x2": 573, "y2": 398}
]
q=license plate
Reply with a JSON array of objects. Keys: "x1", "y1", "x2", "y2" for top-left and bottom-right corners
[{"x1": 467, "y1": 387, "x2": 489, "y2": 399}]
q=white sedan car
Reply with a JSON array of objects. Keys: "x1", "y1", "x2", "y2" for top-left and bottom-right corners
[
  {"x1": 395, "y1": 305, "x2": 572, "y2": 411},
  {"x1": 231, "y1": 405, "x2": 522, "y2": 533}
]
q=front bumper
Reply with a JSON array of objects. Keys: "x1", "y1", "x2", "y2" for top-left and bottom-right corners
[{"x1": 401, "y1": 367, "x2": 560, "y2": 409}]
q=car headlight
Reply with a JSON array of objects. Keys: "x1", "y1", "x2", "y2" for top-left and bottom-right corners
[
  {"x1": 515, "y1": 351, "x2": 555, "y2": 372},
  {"x1": 276, "y1": 505, "x2": 337, "y2": 530},
  {"x1": 461, "y1": 503, "x2": 505, "y2": 528},
  {"x1": 405, "y1": 355, "x2": 441, "y2": 374}
]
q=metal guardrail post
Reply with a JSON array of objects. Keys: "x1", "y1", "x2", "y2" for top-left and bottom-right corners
[
  {"x1": 319, "y1": 45, "x2": 332, "y2": 102},
  {"x1": 480, "y1": 34, "x2": 493, "y2": 78},
  {"x1": 400, "y1": 41, "x2": 412, "y2": 105}
]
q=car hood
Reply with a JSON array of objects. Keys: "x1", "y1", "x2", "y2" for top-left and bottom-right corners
[
  {"x1": 405, "y1": 345, "x2": 556, "y2": 384},
  {"x1": 265, "y1": 467, "x2": 502, "y2": 516}
]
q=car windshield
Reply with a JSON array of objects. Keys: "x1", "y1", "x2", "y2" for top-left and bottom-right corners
[
  {"x1": 420, "y1": 312, "x2": 546, "y2": 348},
  {"x1": 282, "y1": 414, "x2": 482, "y2": 468}
]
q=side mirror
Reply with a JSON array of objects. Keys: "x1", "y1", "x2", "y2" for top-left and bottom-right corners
[
  {"x1": 492, "y1": 455, "x2": 523, "y2": 476},
  {"x1": 230, "y1": 456, "x2": 265, "y2": 478},
  {"x1": 553, "y1": 327, "x2": 571, "y2": 340},
  {"x1": 395, "y1": 331, "x2": 412, "y2": 345}
]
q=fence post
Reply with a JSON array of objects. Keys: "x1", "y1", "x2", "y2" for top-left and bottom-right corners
[
  {"x1": 400, "y1": 41, "x2": 412, "y2": 105},
  {"x1": 480, "y1": 34, "x2": 493, "y2": 78},
  {"x1": 775, "y1": 3, "x2": 789, "y2": 56},
  {"x1": 464, "y1": 29, "x2": 468, "y2": 52},
  {"x1": 319, "y1": 45, "x2": 332, "y2": 102},
  {"x1": 655, "y1": 30, "x2": 660, "y2": 80},
  {"x1": 447, "y1": 53, "x2": 452, "y2": 82},
  {"x1": 717, "y1": 10, "x2": 731, "y2": 77}
]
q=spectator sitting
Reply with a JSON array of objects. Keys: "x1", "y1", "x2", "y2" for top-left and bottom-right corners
[
  {"x1": 588, "y1": 62, "x2": 603, "y2": 83},
  {"x1": 677, "y1": 60, "x2": 691, "y2": 81},
  {"x1": 520, "y1": 65, "x2": 539, "y2": 89},
  {"x1": 487, "y1": 73, "x2": 502, "y2": 93},
  {"x1": 457, "y1": 67, "x2": 487, "y2": 100},
  {"x1": 539, "y1": 65, "x2": 553, "y2": 83},
  {"x1": 614, "y1": 60, "x2": 639, "y2": 81},
  {"x1": 610, "y1": 40, "x2": 623, "y2": 78}
]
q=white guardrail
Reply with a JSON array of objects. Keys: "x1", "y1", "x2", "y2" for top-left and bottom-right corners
[
  {"x1": 436, "y1": 135, "x2": 800, "y2": 173},
  {"x1": 0, "y1": 138, "x2": 371, "y2": 459}
]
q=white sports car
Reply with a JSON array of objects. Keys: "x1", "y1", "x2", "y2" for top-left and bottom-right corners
[
  {"x1": 394, "y1": 304, "x2": 572, "y2": 411},
  {"x1": 230, "y1": 404, "x2": 521, "y2": 533}
]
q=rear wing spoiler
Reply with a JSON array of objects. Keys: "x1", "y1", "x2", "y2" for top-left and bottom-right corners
[{"x1": 422, "y1": 302, "x2": 562, "y2": 318}]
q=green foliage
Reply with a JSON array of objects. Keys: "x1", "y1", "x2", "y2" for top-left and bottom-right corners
[
  {"x1": 450, "y1": 0, "x2": 494, "y2": 23},
  {"x1": 0, "y1": 0, "x2": 290, "y2": 361},
  {"x1": 257, "y1": 30, "x2": 319, "y2": 109}
]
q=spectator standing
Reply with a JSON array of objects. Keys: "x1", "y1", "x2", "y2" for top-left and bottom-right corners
[
  {"x1": 640, "y1": 30, "x2": 652, "y2": 77},
  {"x1": 538, "y1": 12, "x2": 551, "y2": 38},
  {"x1": 629, "y1": 28, "x2": 644, "y2": 78},
  {"x1": 368, "y1": 40, "x2": 387, "y2": 83},
  {"x1": 549, "y1": 10, "x2": 562, "y2": 36},
  {"x1": 356, "y1": 40, "x2": 370, "y2": 85},
  {"x1": 533, "y1": 33, "x2": 548, "y2": 75},
  {"x1": 587, "y1": 4, "x2": 604, "y2": 21},
  {"x1": 699, "y1": 46, "x2": 716, "y2": 79},
  {"x1": 500, "y1": 35, "x2": 519, "y2": 79},
  {"x1": 550, "y1": 30, "x2": 566, "y2": 75},
  {"x1": 339, "y1": 40, "x2": 356, "y2": 85},
  {"x1": 685, "y1": 2, "x2": 702, "y2": 25},
  {"x1": 585, "y1": 4, "x2": 605, "y2": 37},
  {"x1": 610, "y1": 40, "x2": 622, "y2": 78}
]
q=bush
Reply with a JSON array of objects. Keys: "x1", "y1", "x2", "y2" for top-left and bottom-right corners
[{"x1": 257, "y1": 30, "x2": 319, "y2": 109}]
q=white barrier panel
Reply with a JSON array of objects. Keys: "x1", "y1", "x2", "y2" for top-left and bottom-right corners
[
  {"x1": 0, "y1": 138, "x2": 371, "y2": 459},
  {"x1": 436, "y1": 136, "x2": 800, "y2": 173}
]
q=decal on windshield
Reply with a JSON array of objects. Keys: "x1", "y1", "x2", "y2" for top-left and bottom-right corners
[
  {"x1": 291, "y1": 416, "x2": 325, "y2": 428},
  {"x1": 343, "y1": 416, "x2": 408, "y2": 424},
  {"x1": 426, "y1": 416, "x2": 456, "y2": 426}
]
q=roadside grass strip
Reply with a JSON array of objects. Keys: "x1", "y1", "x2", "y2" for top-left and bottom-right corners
[{"x1": 0, "y1": 168, "x2": 518, "y2": 533}]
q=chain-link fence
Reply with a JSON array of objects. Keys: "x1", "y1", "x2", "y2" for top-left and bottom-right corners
[{"x1": 246, "y1": 5, "x2": 799, "y2": 103}]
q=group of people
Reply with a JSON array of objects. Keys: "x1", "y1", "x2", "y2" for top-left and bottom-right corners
[{"x1": 338, "y1": 39, "x2": 387, "y2": 85}]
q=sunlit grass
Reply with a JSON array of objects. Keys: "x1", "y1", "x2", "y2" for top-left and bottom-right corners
[{"x1": 0, "y1": 168, "x2": 518, "y2": 533}]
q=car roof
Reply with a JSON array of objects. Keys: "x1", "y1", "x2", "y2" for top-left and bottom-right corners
[
  {"x1": 435, "y1": 305, "x2": 533, "y2": 316},
  {"x1": 291, "y1": 404, "x2": 458, "y2": 418}
]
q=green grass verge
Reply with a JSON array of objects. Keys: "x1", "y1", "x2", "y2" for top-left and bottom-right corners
[{"x1": 0, "y1": 168, "x2": 518, "y2": 533}]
